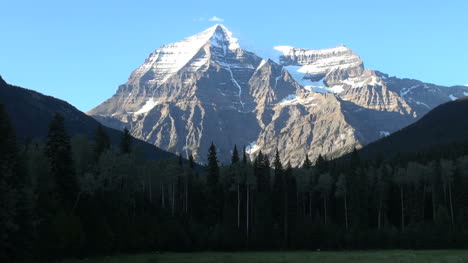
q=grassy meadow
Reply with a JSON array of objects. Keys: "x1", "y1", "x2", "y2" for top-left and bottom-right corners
[{"x1": 63, "y1": 250, "x2": 468, "y2": 263}]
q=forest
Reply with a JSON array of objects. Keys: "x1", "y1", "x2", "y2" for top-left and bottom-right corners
[{"x1": 1, "y1": 103, "x2": 468, "y2": 262}]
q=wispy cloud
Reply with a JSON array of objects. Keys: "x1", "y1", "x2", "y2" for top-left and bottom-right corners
[
  {"x1": 465, "y1": 84, "x2": 468, "y2": 87},
  {"x1": 208, "y1": 16, "x2": 224, "y2": 22}
]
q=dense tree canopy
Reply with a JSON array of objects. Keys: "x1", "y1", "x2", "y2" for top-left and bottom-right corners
[{"x1": 1, "y1": 109, "x2": 468, "y2": 261}]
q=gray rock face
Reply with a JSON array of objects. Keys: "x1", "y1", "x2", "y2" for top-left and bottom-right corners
[{"x1": 89, "y1": 25, "x2": 468, "y2": 166}]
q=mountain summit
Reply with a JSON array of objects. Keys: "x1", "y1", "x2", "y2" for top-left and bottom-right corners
[{"x1": 89, "y1": 25, "x2": 468, "y2": 166}]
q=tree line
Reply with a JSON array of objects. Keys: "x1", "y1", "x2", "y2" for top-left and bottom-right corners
[{"x1": 1, "y1": 104, "x2": 468, "y2": 261}]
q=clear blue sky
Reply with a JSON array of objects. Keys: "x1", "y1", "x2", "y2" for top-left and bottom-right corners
[{"x1": 1, "y1": 0, "x2": 467, "y2": 112}]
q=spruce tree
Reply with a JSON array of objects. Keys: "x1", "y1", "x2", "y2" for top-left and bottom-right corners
[
  {"x1": 272, "y1": 149, "x2": 285, "y2": 243},
  {"x1": 231, "y1": 144, "x2": 239, "y2": 165},
  {"x1": 206, "y1": 143, "x2": 219, "y2": 190},
  {"x1": 188, "y1": 154, "x2": 195, "y2": 169},
  {"x1": 242, "y1": 146, "x2": 247, "y2": 164},
  {"x1": 303, "y1": 154, "x2": 312, "y2": 169},
  {"x1": 45, "y1": 113, "x2": 78, "y2": 209},
  {"x1": 206, "y1": 143, "x2": 221, "y2": 224},
  {"x1": 315, "y1": 154, "x2": 327, "y2": 174}
]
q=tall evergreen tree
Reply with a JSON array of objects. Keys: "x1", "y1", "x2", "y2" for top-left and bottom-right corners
[
  {"x1": 206, "y1": 143, "x2": 220, "y2": 190},
  {"x1": 242, "y1": 146, "x2": 247, "y2": 164},
  {"x1": 188, "y1": 154, "x2": 195, "y2": 169},
  {"x1": 272, "y1": 149, "x2": 285, "y2": 242},
  {"x1": 302, "y1": 154, "x2": 312, "y2": 169},
  {"x1": 206, "y1": 143, "x2": 221, "y2": 225},
  {"x1": 45, "y1": 113, "x2": 78, "y2": 208},
  {"x1": 231, "y1": 144, "x2": 239, "y2": 164},
  {"x1": 315, "y1": 154, "x2": 328, "y2": 174}
]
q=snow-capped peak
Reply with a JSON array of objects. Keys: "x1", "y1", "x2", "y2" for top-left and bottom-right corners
[
  {"x1": 127, "y1": 24, "x2": 241, "y2": 87},
  {"x1": 209, "y1": 24, "x2": 241, "y2": 50}
]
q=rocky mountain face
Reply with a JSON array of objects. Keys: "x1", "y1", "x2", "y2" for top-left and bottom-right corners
[{"x1": 89, "y1": 24, "x2": 468, "y2": 166}]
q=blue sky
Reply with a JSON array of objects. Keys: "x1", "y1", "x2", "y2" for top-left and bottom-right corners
[{"x1": 1, "y1": 0, "x2": 467, "y2": 111}]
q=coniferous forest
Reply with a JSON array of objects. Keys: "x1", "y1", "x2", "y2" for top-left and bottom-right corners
[{"x1": 1, "y1": 104, "x2": 468, "y2": 262}]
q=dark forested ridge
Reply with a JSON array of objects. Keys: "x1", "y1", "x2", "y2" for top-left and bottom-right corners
[
  {"x1": 356, "y1": 97, "x2": 468, "y2": 160},
  {"x1": 0, "y1": 76, "x2": 177, "y2": 161},
  {"x1": 1, "y1": 76, "x2": 468, "y2": 262}
]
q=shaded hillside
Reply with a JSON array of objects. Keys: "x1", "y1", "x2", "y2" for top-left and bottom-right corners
[
  {"x1": 0, "y1": 75, "x2": 177, "y2": 160},
  {"x1": 358, "y1": 96, "x2": 468, "y2": 159}
]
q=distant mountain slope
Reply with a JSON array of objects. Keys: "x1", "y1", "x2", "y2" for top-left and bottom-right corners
[
  {"x1": 89, "y1": 24, "x2": 468, "y2": 166},
  {"x1": 357, "y1": 97, "x2": 468, "y2": 159},
  {"x1": 0, "y1": 75, "x2": 177, "y2": 160}
]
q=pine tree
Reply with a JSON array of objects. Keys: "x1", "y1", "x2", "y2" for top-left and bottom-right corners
[
  {"x1": 315, "y1": 154, "x2": 327, "y2": 174},
  {"x1": 206, "y1": 143, "x2": 219, "y2": 190},
  {"x1": 45, "y1": 113, "x2": 78, "y2": 209},
  {"x1": 272, "y1": 149, "x2": 285, "y2": 240},
  {"x1": 188, "y1": 154, "x2": 195, "y2": 169},
  {"x1": 284, "y1": 162, "x2": 297, "y2": 248},
  {"x1": 231, "y1": 144, "x2": 239, "y2": 164},
  {"x1": 120, "y1": 127, "x2": 132, "y2": 154},
  {"x1": 206, "y1": 143, "x2": 221, "y2": 225},
  {"x1": 303, "y1": 154, "x2": 312, "y2": 169},
  {"x1": 273, "y1": 149, "x2": 283, "y2": 171},
  {"x1": 242, "y1": 146, "x2": 247, "y2": 164}
]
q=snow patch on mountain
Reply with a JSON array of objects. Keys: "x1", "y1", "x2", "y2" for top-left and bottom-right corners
[
  {"x1": 275, "y1": 45, "x2": 362, "y2": 75},
  {"x1": 449, "y1": 94, "x2": 458, "y2": 101},
  {"x1": 135, "y1": 98, "x2": 159, "y2": 115},
  {"x1": 246, "y1": 141, "x2": 259, "y2": 154},
  {"x1": 278, "y1": 93, "x2": 316, "y2": 106},
  {"x1": 380, "y1": 131, "x2": 390, "y2": 137},
  {"x1": 343, "y1": 76, "x2": 383, "y2": 87},
  {"x1": 400, "y1": 85, "x2": 420, "y2": 97}
]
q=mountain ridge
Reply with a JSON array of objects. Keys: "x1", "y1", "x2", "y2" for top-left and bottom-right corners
[
  {"x1": 88, "y1": 24, "x2": 468, "y2": 166},
  {"x1": 0, "y1": 76, "x2": 179, "y2": 161}
]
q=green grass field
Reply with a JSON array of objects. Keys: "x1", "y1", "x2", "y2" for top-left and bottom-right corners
[{"x1": 64, "y1": 250, "x2": 468, "y2": 263}]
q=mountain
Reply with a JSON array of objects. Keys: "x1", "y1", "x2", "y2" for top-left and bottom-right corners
[
  {"x1": 89, "y1": 24, "x2": 468, "y2": 166},
  {"x1": 356, "y1": 97, "x2": 468, "y2": 159},
  {"x1": 0, "y1": 75, "x2": 177, "y2": 160}
]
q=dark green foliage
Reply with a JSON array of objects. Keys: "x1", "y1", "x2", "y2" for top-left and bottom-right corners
[
  {"x1": 357, "y1": 98, "x2": 468, "y2": 160},
  {"x1": 120, "y1": 127, "x2": 132, "y2": 154},
  {"x1": 206, "y1": 143, "x2": 219, "y2": 188},
  {"x1": 303, "y1": 154, "x2": 312, "y2": 169},
  {"x1": 231, "y1": 144, "x2": 239, "y2": 164},
  {"x1": 2, "y1": 98, "x2": 468, "y2": 261},
  {"x1": 94, "y1": 124, "x2": 110, "y2": 157},
  {"x1": 45, "y1": 113, "x2": 78, "y2": 209},
  {"x1": 206, "y1": 143, "x2": 222, "y2": 225},
  {"x1": 0, "y1": 103, "x2": 21, "y2": 261},
  {"x1": 189, "y1": 154, "x2": 195, "y2": 169}
]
